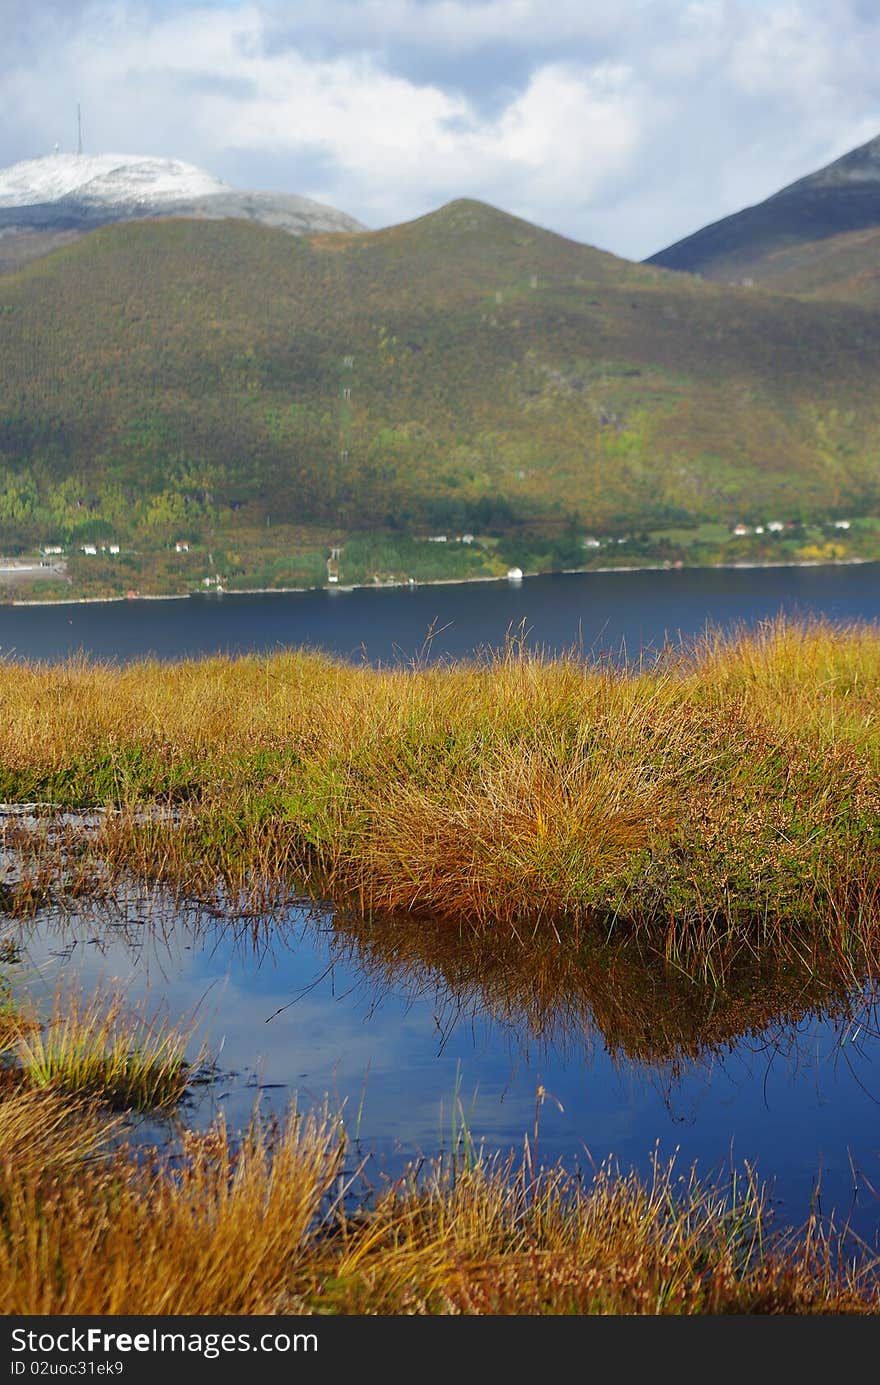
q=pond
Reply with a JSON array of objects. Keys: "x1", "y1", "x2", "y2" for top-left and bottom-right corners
[{"x1": 10, "y1": 887, "x2": 880, "y2": 1248}]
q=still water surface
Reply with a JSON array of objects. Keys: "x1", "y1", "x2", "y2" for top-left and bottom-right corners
[
  {"x1": 2, "y1": 561, "x2": 880, "y2": 664},
  {"x1": 5, "y1": 563, "x2": 880, "y2": 1244},
  {"x1": 16, "y1": 893, "x2": 880, "y2": 1246}
]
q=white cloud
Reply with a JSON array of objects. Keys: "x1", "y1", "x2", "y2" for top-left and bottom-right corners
[
  {"x1": 257, "y1": 0, "x2": 634, "y2": 54},
  {"x1": 3, "y1": 0, "x2": 880, "y2": 258}
]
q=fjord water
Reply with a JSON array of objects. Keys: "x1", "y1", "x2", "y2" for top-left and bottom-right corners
[
  {"x1": 6, "y1": 560, "x2": 880, "y2": 1248},
  {"x1": 4, "y1": 560, "x2": 880, "y2": 664}
]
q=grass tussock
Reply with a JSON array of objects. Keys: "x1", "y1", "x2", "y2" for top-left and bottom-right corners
[
  {"x1": 0, "y1": 1097, "x2": 344, "y2": 1316},
  {"x1": 0, "y1": 1086, "x2": 120, "y2": 1179},
  {"x1": 0, "y1": 938, "x2": 37, "y2": 1052},
  {"x1": 5, "y1": 619, "x2": 880, "y2": 954},
  {"x1": 0, "y1": 1090, "x2": 876, "y2": 1316},
  {"x1": 14, "y1": 986, "x2": 194, "y2": 1111},
  {"x1": 0, "y1": 973, "x2": 23, "y2": 1054}
]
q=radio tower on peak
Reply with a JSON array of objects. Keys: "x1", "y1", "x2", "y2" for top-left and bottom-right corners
[{"x1": 77, "y1": 102, "x2": 83, "y2": 155}]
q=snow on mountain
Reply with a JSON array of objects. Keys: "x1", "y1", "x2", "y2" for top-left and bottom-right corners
[
  {"x1": 0, "y1": 153, "x2": 365, "y2": 267},
  {"x1": 0, "y1": 153, "x2": 230, "y2": 209}
]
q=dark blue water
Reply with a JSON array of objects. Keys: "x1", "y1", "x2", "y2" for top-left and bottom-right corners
[{"x1": 3, "y1": 561, "x2": 880, "y2": 664}]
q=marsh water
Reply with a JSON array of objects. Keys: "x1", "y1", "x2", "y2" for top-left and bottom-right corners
[{"x1": 5, "y1": 562, "x2": 880, "y2": 1245}]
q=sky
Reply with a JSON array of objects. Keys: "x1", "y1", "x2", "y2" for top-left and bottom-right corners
[{"x1": 3, "y1": 0, "x2": 880, "y2": 260}]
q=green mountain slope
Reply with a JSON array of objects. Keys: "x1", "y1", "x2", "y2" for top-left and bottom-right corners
[
  {"x1": 647, "y1": 133, "x2": 880, "y2": 289},
  {"x1": 3, "y1": 199, "x2": 880, "y2": 558}
]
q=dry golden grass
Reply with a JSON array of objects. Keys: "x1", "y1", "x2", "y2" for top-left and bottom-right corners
[
  {"x1": 0, "y1": 1099, "x2": 343, "y2": 1315},
  {"x1": 0, "y1": 1089, "x2": 875, "y2": 1315},
  {"x1": 0, "y1": 988, "x2": 25, "y2": 1053},
  {"x1": 0, "y1": 938, "x2": 38, "y2": 1052},
  {"x1": 0, "y1": 1086, "x2": 119, "y2": 1178},
  {"x1": 3, "y1": 619, "x2": 880, "y2": 954},
  {"x1": 309, "y1": 1153, "x2": 879, "y2": 1315}
]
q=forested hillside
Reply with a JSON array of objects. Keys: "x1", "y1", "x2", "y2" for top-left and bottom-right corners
[{"x1": 3, "y1": 199, "x2": 880, "y2": 559}]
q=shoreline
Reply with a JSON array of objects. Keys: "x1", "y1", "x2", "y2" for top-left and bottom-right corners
[{"x1": 4, "y1": 554, "x2": 875, "y2": 608}]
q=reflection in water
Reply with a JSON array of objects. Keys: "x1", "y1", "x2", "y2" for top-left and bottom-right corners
[
  {"x1": 328, "y1": 909, "x2": 878, "y2": 1073},
  {"x1": 16, "y1": 891, "x2": 876, "y2": 1073},
  {"x1": 5, "y1": 887, "x2": 880, "y2": 1244}
]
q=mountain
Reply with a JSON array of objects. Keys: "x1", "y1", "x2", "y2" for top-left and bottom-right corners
[
  {"x1": 718, "y1": 223, "x2": 880, "y2": 305},
  {"x1": 2, "y1": 199, "x2": 880, "y2": 553},
  {"x1": 0, "y1": 152, "x2": 363, "y2": 271},
  {"x1": 0, "y1": 153, "x2": 228, "y2": 207},
  {"x1": 647, "y1": 133, "x2": 880, "y2": 292}
]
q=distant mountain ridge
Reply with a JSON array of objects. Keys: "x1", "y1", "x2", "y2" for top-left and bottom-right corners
[
  {"x1": 0, "y1": 152, "x2": 364, "y2": 271},
  {"x1": 647, "y1": 133, "x2": 880, "y2": 289}
]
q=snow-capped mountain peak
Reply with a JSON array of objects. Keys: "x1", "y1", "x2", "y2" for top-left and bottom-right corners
[
  {"x1": 0, "y1": 151, "x2": 365, "y2": 265},
  {"x1": 0, "y1": 153, "x2": 230, "y2": 209}
]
